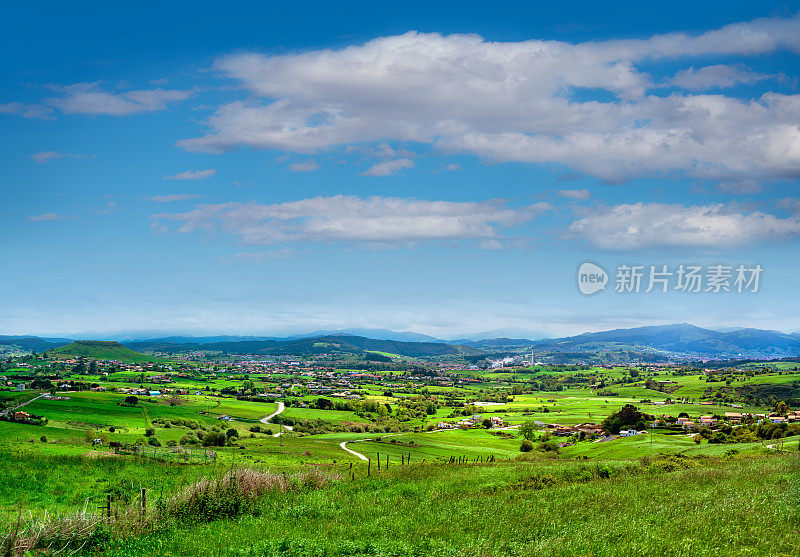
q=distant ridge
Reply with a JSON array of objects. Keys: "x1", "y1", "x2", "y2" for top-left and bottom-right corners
[
  {"x1": 47, "y1": 340, "x2": 150, "y2": 362},
  {"x1": 125, "y1": 334, "x2": 474, "y2": 357},
  {"x1": 4, "y1": 324, "x2": 800, "y2": 360},
  {"x1": 531, "y1": 324, "x2": 800, "y2": 359},
  {"x1": 0, "y1": 335, "x2": 72, "y2": 352}
]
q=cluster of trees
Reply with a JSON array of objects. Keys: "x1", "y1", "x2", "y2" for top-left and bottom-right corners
[
  {"x1": 179, "y1": 427, "x2": 239, "y2": 447},
  {"x1": 601, "y1": 405, "x2": 652, "y2": 434}
]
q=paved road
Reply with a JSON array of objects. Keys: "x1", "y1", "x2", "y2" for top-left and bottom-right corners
[{"x1": 0, "y1": 393, "x2": 45, "y2": 417}]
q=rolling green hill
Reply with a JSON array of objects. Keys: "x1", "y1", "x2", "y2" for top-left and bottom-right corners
[
  {"x1": 126, "y1": 334, "x2": 478, "y2": 357},
  {"x1": 47, "y1": 340, "x2": 151, "y2": 362}
]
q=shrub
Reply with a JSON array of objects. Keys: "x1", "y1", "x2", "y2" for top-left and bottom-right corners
[
  {"x1": 180, "y1": 433, "x2": 199, "y2": 445},
  {"x1": 144, "y1": 427, "x2": 155, "y2": 437},
  {"x1": 202, "y1": 431, "x2": 227, "y2": 447},
  {"x1": 39, "y1": 435, "x2": 47, "y2": 443},
  {"x1": 147, "y1": 437, "x2": 161, "y2": 447},
  {"x1": 520, "y1": 439, "x2": 534, "y2": 452},
  {"x1": 539, "y1": 439, "x2": 560, "y2": 453},
  {"x1": 226, "y1": 428, "x2": 239, "y2": 439}
]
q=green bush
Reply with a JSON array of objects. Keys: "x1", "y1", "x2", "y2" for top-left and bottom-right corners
[
  {"x1": 202, "y1": 431, "x2": 227, "y2": 447},
  {"x1": 519, "y1": 439, "x2": 534, "y2": 452}
]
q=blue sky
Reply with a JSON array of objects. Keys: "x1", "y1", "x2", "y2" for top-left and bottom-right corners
[{"x1": 2, "y1": 0, "x2": 800, "y2": 338}]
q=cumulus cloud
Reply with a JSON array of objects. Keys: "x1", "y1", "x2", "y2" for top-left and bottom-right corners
[
  {"x1": 557, "y1": 188, "x2": 591, "y2": 201},
  {"x1": 162, "y1": 169, "x2": 216, "y2": 180},
  {"x1": 147, "y1": 194, "x2": 204, "y2": 202},
  {"x1": 153, "y1": 195, "x2": 550, "y2": 246},
  {"x1": 671, "y1": 64, "x2": 771, "y2": 90},
  {"x1": 362, "y1": 158, "x2": 414, "y2": 177},
  {"x1": 177, "y1": 14, "x2": 800, "y2": 184},
  {"x1": 31, "y1": 151, "x2": 95, "y2": 164},
  {"x1": 288, "y1": 159, "x2": 320, "y2": 172},
  {"x1": 47, "y1": 82, "x2": 190, "y2": 116},
  {"x1": 568, "y1": 203, "x2": 800, "y2": 249}
]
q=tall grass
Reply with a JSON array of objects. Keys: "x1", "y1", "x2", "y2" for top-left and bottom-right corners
[
  {"x1": 90, "y1": 453, "x2": 800, "y2": 557},
  {"x1": 0, "y1": 467, "x2": 338, "y2": 556}
]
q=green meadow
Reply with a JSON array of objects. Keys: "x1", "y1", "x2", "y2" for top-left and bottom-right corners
[{"x1": 2, "y1": 356, "x2": 800, "y2": 555}]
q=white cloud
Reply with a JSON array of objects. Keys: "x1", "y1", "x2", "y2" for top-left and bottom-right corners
[
  {"x1": 178, "y1": 15, "x2": 800, "y2": 183},
  {"x1": 147, "y1": 194, "x2": 204, "y2": 202},
  {"x1": 153, "y1": 195, "x2": 550, "y2": 246},
  {"x1": 362, "y1": 158, "x2": 414, "y2": 177},
  {"x1": 162, "y1": 169, "x2": 216, "y2": 180},
  {"x1": 715, "y1": 180, "x2": 763, "y2": 194},
  {"x1": 31, "y1": 151, "x2": 95, "y2": 164},
  {"x1": 671, "y1": 64, "x2": 771, "y2": 90},
  {"x1": 27, "y1": 212, "x2": 76, "y2": 222},
  {"x1": 94, "y1": 201, "x2": 119, "y2": 215},
  {"x1": 557, "y1": 188, "x2": 591, "y2": 201},
  {"x1": 568, "y1": 203, "x2": 800, "y2": 249},
  {"x1": 778, "y1": 197, "x2": 800, "y2": 215},
  {"x1": 288, "y1": 159, "x2": 320, "y2": 172},
  {"x1": 48, "y1": 82, "x2": 190, "y2": 116},
  {"x1": 0, "y1": 102, "x2": 53, "y2": 119},
  {"x1": 232, "y1": 248, "x2": 294, "y2": 262}
]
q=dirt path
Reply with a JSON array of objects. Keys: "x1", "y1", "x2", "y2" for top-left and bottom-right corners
[
  {"x1": 340, "y1": 440, "x2": 369, "y2": 461},
  {"x1": 260, "y1": 401, "x2": 285, "y2": 424},
  {"x1": 258, "y1": 401, "x2": 294, "y2": 437}
]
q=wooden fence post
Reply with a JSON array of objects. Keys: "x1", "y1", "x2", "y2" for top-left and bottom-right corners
[
  {"x1": 141, "y1": 488, "x2": 146, "y2": 518},
  {"x1": 377, "y1": 453, "x2": 380, "y2": 471},
  {"x1": 367, "y1": 459, "x2": 371, "y2": 476},
  {"x1": 105, "y1": 494, "x2": 111, "y2": 519}
]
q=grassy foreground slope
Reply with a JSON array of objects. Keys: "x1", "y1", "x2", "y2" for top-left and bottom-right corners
[{"x1": 89, "y1": 454, "x2": 799, "y2": 557}]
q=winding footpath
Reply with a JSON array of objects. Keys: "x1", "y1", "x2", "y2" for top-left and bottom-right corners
[
  {"x1": 259, "y1": 401, "x2": 285, "y2": 424},
  {"x1": 259, "y1": 401, "x2": 294, "y2": 437},
  {"x1": 339, "y1": 440, "x2": 369, "y2": 461},
  {"x1": 337, "y1": 427, "x2": 452, "y2": 461}
]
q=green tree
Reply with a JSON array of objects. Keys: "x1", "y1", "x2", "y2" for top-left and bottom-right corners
[{"x1": 518, "y1": 420, "x2": 538, "y2": 441}]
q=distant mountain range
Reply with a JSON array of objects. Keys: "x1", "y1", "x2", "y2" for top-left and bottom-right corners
[
  {"x1": 2, "y1": 324, "x2": 800, "y2": 360},
  {"x1": 528, "y1": 324, "x2": 800, "y2": 359}
]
